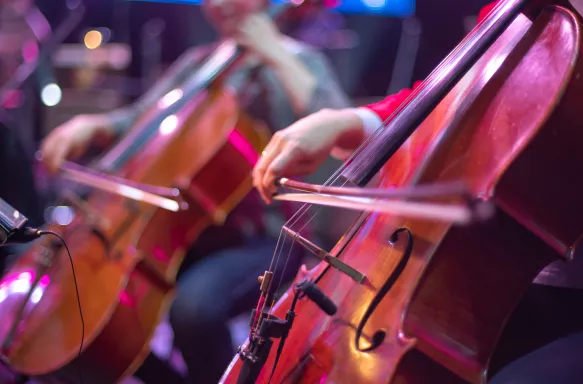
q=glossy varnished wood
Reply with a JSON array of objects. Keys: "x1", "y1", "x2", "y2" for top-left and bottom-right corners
[
  {"x1": 222, "y1": 5, "x2": 583, "y2": 384},
  {"x1": 0, "y1": 87, "x2": 270, "y2": 383}
]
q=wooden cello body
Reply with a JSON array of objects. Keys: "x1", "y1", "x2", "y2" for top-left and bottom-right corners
[
  {"x1": 222, "y1": 1, "x2": 583, "y2": 383},
  {"x1": 0, "y1": 0, "x2": 320, "y2": 379},
  {"x1": 0, "y1": 83, "x2": 269, "y2": 383}
]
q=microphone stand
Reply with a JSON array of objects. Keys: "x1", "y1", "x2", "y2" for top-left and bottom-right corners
[
  {"x1": 236, "y1": 278, "x2": 338, "y2": 384},
  {"x1": 237, "y1": 292, "x2": 299, "y2": 384}
]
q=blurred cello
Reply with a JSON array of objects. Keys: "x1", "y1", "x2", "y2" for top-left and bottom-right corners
[
  {"x1": 221, "y1": 0, "x2": 583, "y2": 383},
  {"x1": 0, "y1": 1, "x2": 317, "y2": 383}
]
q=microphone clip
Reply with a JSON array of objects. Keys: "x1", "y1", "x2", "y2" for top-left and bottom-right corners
[
  {"x1": 294, "y1": 279, "x2": 337, "y2": 316},
  {"x1": 237, "y1": 308, "x2": 296, "y2": 384},
  {"x1": 236, "y1": 279, "x2": 336, "y2": 384},
  {"x1": 0, "y1": 197, "x2": 44, "y2": 247}
]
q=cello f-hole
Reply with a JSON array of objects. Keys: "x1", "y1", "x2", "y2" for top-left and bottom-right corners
[
  {"x1": 90, "y1": 228, "x2": 112, "y2": 257},
  {"x1": 354, "y1": 228, "x2": 413, "y2": 352}
]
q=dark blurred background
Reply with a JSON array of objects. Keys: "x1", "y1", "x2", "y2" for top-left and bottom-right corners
[{"x1": 31, "y1": 0, "x2": 494, "y2": 113}]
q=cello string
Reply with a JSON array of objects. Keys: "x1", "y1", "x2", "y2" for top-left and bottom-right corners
[
  {"x1": 264, "y1": 108, "x2": 430, "y2": 312},
  {"x1": 258, "y1": 91, "x2": 418, "y2": 322},
  {"x1": 333, "y1": 0, "x2": 512, "y2": 182},
  {"x1": 257, "y1": 127, "x2": 414, "y2": 332},
  {"x1": 267, "y1": 201, "x2": 327, "y2": 314},
  {"x1": 263, "y1": 61, "x2": 491, "y2": 316},
  {"x1": 257, "y1": 227, "x2": 289, "y2": 317},
  {"x1": 258, "y1": 113, "x2": 390, "y2": 318},
  {"x1": 262, "y1": 193, "x2": 323, "y2": 314},
  {"x1": 264, "y1": 176, "x2": 355, "y2": 315},
  {"x1": 252, "y1": 0, "x2": 520, "y2": 349},
  {"x1": 268, "y1": 235, "x2": 297, "y2": 312},
  {"x1": 265, "y1": 169, "x2": 476, "y2": 306},
  {"x1": 258, "y1": 188, "x2": 340, "y2": 319}
]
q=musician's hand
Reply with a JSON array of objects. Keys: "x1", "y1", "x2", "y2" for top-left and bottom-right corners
[
  {"x1": 253, "y1": 108, "x2": 366, "y2": 204},
  {"x1": 40, "y1": 114, "x2": 115, "y2": 173},
  {"x1": 234, "y1": 12, "x2": 286, "y2": 65}
]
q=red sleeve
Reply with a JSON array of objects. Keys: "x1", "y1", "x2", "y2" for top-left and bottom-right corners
[
  {"x1": 364, "y1": 2, "x2": 499, "y2": 122},
  {"x1": 477, "y1": 1, "x2": 500, "y2": 24},
  {"x1": 364, "y1": 80, "x2": 422, "y2": 121}
]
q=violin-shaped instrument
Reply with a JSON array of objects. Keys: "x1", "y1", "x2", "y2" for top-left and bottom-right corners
[
  {"x1": 221, "y1": 0, "x2": 583, "y2": 382},
  {"x1": 0, "y1": 1, "x2": 318, "y2": 382}
]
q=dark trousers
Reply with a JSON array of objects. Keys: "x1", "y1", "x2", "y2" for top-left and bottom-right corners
[
  {"x1": 135, "y1": 231, "x2": 302, "y2": 384},
  {"x1": 490, "y1": 331, "x2": 583, "y2": 383},
  {"x1": 489, "y1": 284, "x2": 583, "y2": 383}
]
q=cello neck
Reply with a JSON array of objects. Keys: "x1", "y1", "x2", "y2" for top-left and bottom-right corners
[{"x1": 340, "y1": 0, "x2": 532, "y2": 187}]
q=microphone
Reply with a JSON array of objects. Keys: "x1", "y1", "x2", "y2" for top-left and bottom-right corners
[
  {"x1": 0, "y1": 198, "x2": 43, "y2": 246},
  {"x1": 295, "y1": 279, "x2": 337, "y2": 316}
]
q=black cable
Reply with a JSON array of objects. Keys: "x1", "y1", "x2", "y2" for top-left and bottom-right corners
[{"x1": 38, "y1": 230, "x2": 84, "y2": 384}]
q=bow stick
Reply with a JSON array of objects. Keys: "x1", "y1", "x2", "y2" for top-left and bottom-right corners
[{"x1": 274, "y1": 178, "x2": 494, "y2": 224}]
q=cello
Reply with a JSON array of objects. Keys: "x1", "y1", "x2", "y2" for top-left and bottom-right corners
[
  {"x1": 221, "y1": 0, "x2": 583, "y2": 382},
  {"x1": 0, "y1": 1, "x2": 316, "y2": 382}
]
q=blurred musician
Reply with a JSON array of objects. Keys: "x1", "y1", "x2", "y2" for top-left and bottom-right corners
[
  {"x1": 39, "y1": 0, "x2": 350, "y2": 382},
  {"x1": 252, "y1": 1, "x2": 583, "y2": 383}
]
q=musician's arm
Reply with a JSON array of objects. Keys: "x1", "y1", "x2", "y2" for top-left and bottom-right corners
[
  {"x1": 347, "y1": 0, "x2": 498, "y2": 137},
  {"x1": 106, "y1": 47, "x2": 209, "y2": 136},
  {"x1": 269, "y1": 45, "x2": 351, "y2": 116},
  {"x1": 252, "y1": 89, "x2": 411, "y2": 202},
  {"x1": 326, "y1": 84, "x2": 419, "y2": 159},
  {"x1": 324, "y1": 2, "x2": 499, "y2": 151},
  {"x1": 299, "y1": 49, "x2": 353, "y2": 113},
  {"x1": 359, "y1": 85, "x2": 420, "y2": 131}
]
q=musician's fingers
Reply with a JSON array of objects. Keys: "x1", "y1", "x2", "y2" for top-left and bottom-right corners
[
  {"x1": 49, "y1": 142, "x2": 70, "y2": 174},
  {"x1": 256, "y1": 157, "x2": 278, "y2": 204},
  {"x1": 268, "y1": 160, "x2": 318, "y2": 188},
  {"x1": 253, "y1": 134, "x2": 282, "y2": 189},
  {"x1": 261, "y1": 145, "x2": 301, "y2": 202},
  {"x1": 39, "y1": 140, "x2": 52, "y2": 168},
  {"x1": 253, "y1": 150, "x2": 273, "y2": 191},
  {"x1": 40, "y1": 134, "x2": 64, "y2": 173}
]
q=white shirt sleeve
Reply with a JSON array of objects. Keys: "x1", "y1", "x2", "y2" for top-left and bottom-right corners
[{"x1": 349, "y1": 107, "x2": 383, "y2": 138}]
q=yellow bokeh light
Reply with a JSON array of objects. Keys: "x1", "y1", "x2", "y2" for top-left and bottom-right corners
[{"x1": 84, "y1": 30, "x2": 103, "y2": 50}]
